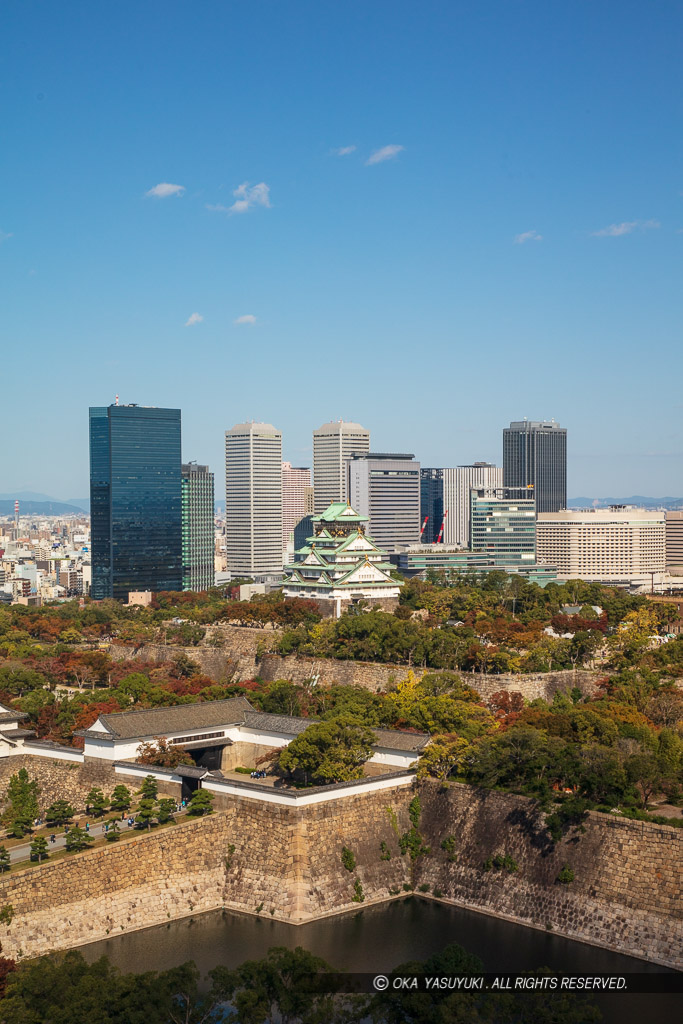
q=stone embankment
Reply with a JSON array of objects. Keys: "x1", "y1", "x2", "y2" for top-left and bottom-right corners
[
  {"x1": 110, "y1": 626, "x2": 602, "y2": 701},
  {"x1": 0, "y1": 773, "x2": 680, "y2": 969},
  {"x1": 0, "y1": 754, "x2": 117, "y2": 812}
]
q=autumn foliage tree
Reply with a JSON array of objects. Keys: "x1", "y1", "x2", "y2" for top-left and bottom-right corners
[{"x1": 136, "y1": 737, "x2": 195, "y2": 768}]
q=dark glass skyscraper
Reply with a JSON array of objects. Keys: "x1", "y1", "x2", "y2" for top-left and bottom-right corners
[
  {"x1": 503, "y1": 420, "x2": 567, "y2": 514},
  {"x1": 89, "y1": 405, "x2": 182, "y2": 600},
  {"x1": 420, "y1": 468, "x2": 444, "y2": 544}
]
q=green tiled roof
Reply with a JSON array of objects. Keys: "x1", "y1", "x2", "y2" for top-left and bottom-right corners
[{"x1": 313, "y1": 502, "x2": 368, "y2": 524}]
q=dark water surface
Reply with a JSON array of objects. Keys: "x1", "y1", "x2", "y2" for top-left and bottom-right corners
[{"x1": 82, "y1": 898, "x2": 680, "y2": 1024}]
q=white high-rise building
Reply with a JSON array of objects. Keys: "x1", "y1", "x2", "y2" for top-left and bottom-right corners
[
  {"x1": 313, "y1": 420, "x2": 370, "y2": 513},
  {"x1": 282, "y1": 462, "x2": 311, "y2": 558},
  {"x1": 225, "y1": 422, "x2": 283, "y2": 578},
  {"x1": 443, "y1": 463, "x2": 502, "y2": 547}
]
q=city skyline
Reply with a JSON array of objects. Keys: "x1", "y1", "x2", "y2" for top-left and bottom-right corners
[{"x1": 2, "y1": 2, "x2": 682, "y2": 501}]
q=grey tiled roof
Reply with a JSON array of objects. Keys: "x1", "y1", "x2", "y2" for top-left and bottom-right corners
[
  {"x1": 24, "y1": 739, "x2": 77, "y2": 753},
  {"x1": 93, "y1": 696, "x2": 255, "y2": 739},
  {"x1": 174, "y1": 765, "x2": 211, "y2": 779},
  {"x1": 81, "y1": 696, "x2": 429, "y2": 754},
  {"x1": 243, "y1": 710, "x2": 429, "y2": 751},
  {"x1": 372, "y1": 728, "x2": 430, "y2": 752},
  {"x1": 0, "y1": 711, "x2": 28, "y2": 723},
  {"x1": 242, "y1": 711, "x2": 311, "y2": 736}
]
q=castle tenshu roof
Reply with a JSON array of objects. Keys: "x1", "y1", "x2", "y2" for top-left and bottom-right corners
[
  {"x1": 80, "y1": 698, "x2": 428, "y2": 752},
  {"x1": 313, "y1": 502, "x2": 368, "y2": 524}
]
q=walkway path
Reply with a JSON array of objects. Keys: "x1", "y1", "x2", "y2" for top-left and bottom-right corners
[{"x1": 7, "y1": 808, "x2": 191, "y2": 864}]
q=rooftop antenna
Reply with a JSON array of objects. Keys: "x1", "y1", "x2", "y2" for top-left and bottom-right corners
[{"x1": 115, "y1": 394, "x2": 119, "y2": 406}]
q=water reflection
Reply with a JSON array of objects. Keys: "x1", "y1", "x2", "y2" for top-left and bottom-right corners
[{"x1": 82, "y1": 898, "x2": 680, "y2": 1024}]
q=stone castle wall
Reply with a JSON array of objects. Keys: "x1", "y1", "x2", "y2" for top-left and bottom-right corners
[
  {"x1": 0, "y1": 755, "x2": 118, "y2": 813},
  {"x1": 0, "y1": 756, "x2": 180, "y2": 815},
  {"x1": 415, "y1": 783, "x2": 683, "y2": 969},
  {"x1": 110, "y1": 629, "x2": 601, "y2": 702},
  {"x1": 0, "y1": 778, "x2": 680, "y2": 969}
]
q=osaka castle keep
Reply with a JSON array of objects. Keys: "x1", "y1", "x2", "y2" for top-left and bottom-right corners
[{"x1": 282, "y1": 502, "x2": 402, "y2": 616}]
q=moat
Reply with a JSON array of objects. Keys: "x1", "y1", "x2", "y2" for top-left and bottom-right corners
[{"x1": 82, "y1": 898, "x2": 679, "y2": 1024}]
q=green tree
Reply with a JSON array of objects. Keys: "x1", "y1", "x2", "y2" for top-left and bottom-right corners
[
  {"x1": 416, "y1": 735, "x2": 470, "y2": 782},
  {"x1": 0, "y1": 847, "x2": 10, "y2": 873},
  {"x1": 45, "y1": 799, "x2": 75, "y2": 827},
  {"x1": 85, "y1": 787, "x2": 108, "y2": 817},
  {"x1": 186, "y1": 789, "x2": 214, "y2": 817},
  {"x1": 625, "y1": 749, "x2": 663, "y2": 810},
  {"x1": 209, "y1": 945, "x2": 340, "y2": 1024},
  {"x1": 0, "y1": 663, "x2": 48, "y2": 696},
  {"x1": 136, "y1": 797, "x2": 158, "y2": 830},
  {"x1": 109, "y1": 784, "x2": 132, "y2": 813},
  {"x1": 30, "y1": 836, "x2": 49, "y2": 862},
  {"x1": 139, "y1": 775, "x2": 159, "y2": 800},
  {"x1": 278, "y1": 715, "x2": 376, "y2": 785},
  {"x1": 65, "y1": 826, "x2": 94, "y2": 853},
  {"x1": 157, "y1": 798, "x2": 176, "y2": 824},
  {"x1": 0, "y1": 949, "x2": 197, "y2": 1024},
  {"x1": 3, "y1": 768, "x2": 40, "y2": 838}
]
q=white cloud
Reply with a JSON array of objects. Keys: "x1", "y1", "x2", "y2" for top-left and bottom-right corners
[
  {"x1": 366, "y1": 145, "x2": 404, "y2": 165},
  {"x1": 228, "y1": 182, "x2": 271, "y2": 214},
  {"x1": 234, "y1": 314, "x2": 257, "y2": 325},
  {"x1": 0, "y1": 229, "x2": 13, "y2": 244},
  {"x1": 514, "y1": 230, "x2": 543, "y2": 244},
  {"x1": 591, "y1": 219, "x2": 660, "y2": 237},
  {"x1": 333, "y1": 145, "x2": 356, "y2": 156},
  {"x1": 205, "y1": 203, "x2": 231, "y2": 213},
  {"x1": 145, "y1": 182, "x2": 185, "y2": 199},
  {"x1": 184, "y1": 312, "x2": 203, "y2": 327}
]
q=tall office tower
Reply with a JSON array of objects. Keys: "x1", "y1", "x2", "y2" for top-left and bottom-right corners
[
  {"x1": 470, "y1": 487, "x2": 536, "y2": 568},
  {"x1": 89, "y1": 404, "x2": 182, "y2": 600},
  {"x1": 181, "y1": 463, "x2": 215, "y2": 592},
  {"x1": 666, "y1": 511, "x2": 683, "y2": 571},
  {"x1": 304, "y1": 486, "x2": 315, "y2": 515},
  {"x1": 225, "y1": 422, "x2": 283, "y2": 578},
  {"x1": 313, "y1": 420, "x2": 370, "y2": 513},
  {"x1": 347, "y1": 453, "x2": 421, "y2": 552},
  {"x1": 443, "y1": 463, "x2": 503, "y2": 547},
  {"x1": 282, "y1": 462, "x2": 311, "y2": 553},
  {"x1": 503, "y1": 420, "x2": 567, "y2": 513}
]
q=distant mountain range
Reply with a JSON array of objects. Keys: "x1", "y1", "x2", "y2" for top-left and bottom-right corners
[
  {"x1": 568, "y1": 496, "x2": 683, "y2": 509},
  {"x1": 0, "y1": 499, "x2": 86, "y2": 516},
  {"x1": 2, "y1": 492, "x2": 680, "y2": 518}
]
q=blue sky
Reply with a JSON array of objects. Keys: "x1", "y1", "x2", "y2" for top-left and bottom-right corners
[{"x1": 2, "y1": 0, "x2": 682, "y2": 500}]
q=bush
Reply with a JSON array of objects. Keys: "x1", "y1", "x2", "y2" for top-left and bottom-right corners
[
  {"x1": 341, "y1": 847, "x2": 356, "y2": 872},
  {"x1": 440, "y1": 835, "x2": 457, "y2": 862},
  {"x1": 557, "y1": 865, "x2": 575, "y2": 884},
  {"x1": 379, "y1": 841, "x2": 391, "y2": 861},
  {"x1": 483, "y1": 854, "x2": 518, "y2": 873},
  {"x1": 352, "y1": 878, "x2": 365, "y2": 903},
  {"x1": 234, "y1": 766, "x2": 251, "y2": 775}
]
